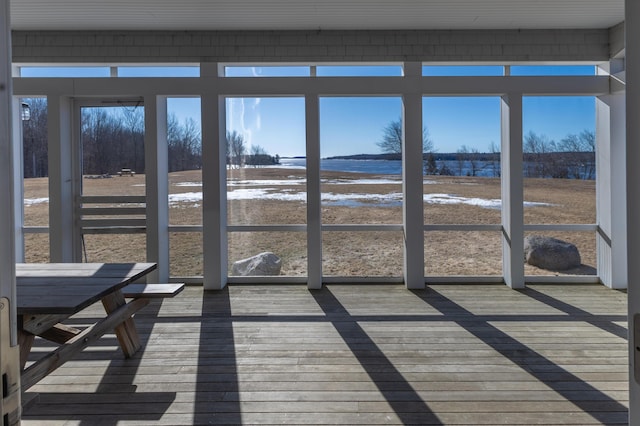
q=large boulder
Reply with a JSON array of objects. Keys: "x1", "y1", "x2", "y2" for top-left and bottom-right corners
[
  {"x1": 232, "y1": 252, "x2": 282, "y2": 276},
  {"x1": 524, "y1": 235, "x2": 581, "y2": 271}
]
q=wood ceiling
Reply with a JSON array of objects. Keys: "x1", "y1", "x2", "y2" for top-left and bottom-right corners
[{"x1": 10, "y1": 0, "x2": 624, "y2": 31}]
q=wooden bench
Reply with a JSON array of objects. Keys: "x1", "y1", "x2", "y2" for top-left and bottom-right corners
[
  {"x1": 78, "y1": 195, "x2": 146, "y2": 235},
  {"x1": 123, "y1": 283, "x2": 185, "y2": 299}
]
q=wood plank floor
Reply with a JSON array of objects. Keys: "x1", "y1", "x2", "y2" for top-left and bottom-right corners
[{"x1": 21, "y1": 284, "x2": 629, "y2": 425}]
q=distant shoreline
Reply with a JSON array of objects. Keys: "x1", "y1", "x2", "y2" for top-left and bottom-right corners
[{"x1": 309, "y1": 153, "x2": 501, "y2": 161}]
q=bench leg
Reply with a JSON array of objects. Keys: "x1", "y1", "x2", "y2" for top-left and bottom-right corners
[
  {"x1": 101, "y1": 290, "x2": 149, "y2": 358},
  {"x1": 17, "y1": 330, "x2": 35, "y2": 370},
  {"x1": 21, "y1": 298, "x2": 150, "y2": 392}
]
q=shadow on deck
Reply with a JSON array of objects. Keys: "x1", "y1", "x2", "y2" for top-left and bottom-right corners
[{"x1": 21, "y1": 284, "x2": 628, "y2": 425}]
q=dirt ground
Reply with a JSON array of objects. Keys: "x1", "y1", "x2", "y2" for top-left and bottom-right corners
[{"x1": 22, "y1": 167, "x2": 596, "y2": 278}]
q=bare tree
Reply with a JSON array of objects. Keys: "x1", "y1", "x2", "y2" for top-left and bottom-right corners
[
  {"x1": 82, "y1": 108, "x2": 126, "y2": 175},
  {"x1": 559, "y1": 129, "x2": 596, "y2": 179},
  {"x1": 182, "y1": 117, "x2": 201, "y2": 169},
  {"x1": 121, "y1": 106, "x2": 145, "y2": 173},
  {"x1": 456, "y1": 145, "x2": 469, "y2": 176},
  {"x1": 580, "y1": 129, "x2": 596, "y2": 152},
  {"x1": 227, "y1": 131, "x2": 246, "y2": 168},
  {"x1": 247, "y1": 145, "x2": 274, "y2": 167},
  {"x1": 455, "y1": 145, "x2": 482, "y2": 176},
  {"x1": 167, "y1": 113, "x2": 181, "y2": 147},
  {"x1": 168, "y1": 114, "x2": 202, "y2": 172},
  {"x1": 467, "y1": 147, "x2": 482, "y2": 177},
  {"x1": 377, "y1": 118, "x2": 434, "y2": 155},
  {"x1": 23, "y1": 105, "x2": 202, "y2": 177},
  {"x1": 559, "y1": 131, "x2": 595, "y2": 153},
  {"x1": 424, "y1": 152, "x2": 438, "y2": 175},
  {"x1": 488, "y1": 140, "x2": 501, "y2": 177},
  {"x1": 21, "y1": 98, "x2": 48, "y2": 178},
  {"x1": 523, "y1": 131, "x2": 560, "y2": 178}
]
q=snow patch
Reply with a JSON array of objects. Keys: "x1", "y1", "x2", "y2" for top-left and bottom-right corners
[
  {"x1": 323, "y1": 178, "x2": 401, "y2": 185},
  {"x1": 423, "y1": 193, "x2": 552, "y2": 209},
  {"x1": 169, "y1": 189, "x2": 553, "y2": 210},
  {"x1": 24, "y1": 197, "x2": 49, "y2": 206}
]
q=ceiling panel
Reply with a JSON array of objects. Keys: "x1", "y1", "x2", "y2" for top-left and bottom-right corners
[{"x1": 10, "y1": 0, "x2": 624, "y2": 31}]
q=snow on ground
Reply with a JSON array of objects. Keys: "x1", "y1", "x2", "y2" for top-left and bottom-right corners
[
  {"x1": 227, "y1": 178, "x2": 307, "y2": 186},
  {"x1": 24, "y1": 197, "x2": 49, "y2": 206},
  {"x1": 323, "y1": 178, "x2": 401, "y2": 185},
  {"x1": 423, "y1": 194, "x2": 552, "y2": 209},
  {"x1": 167, "y1": 189, "x2": 552, "y2": 209},
  {"x1": 25, "y1": 181, "x2": 553, "y2": 210}
]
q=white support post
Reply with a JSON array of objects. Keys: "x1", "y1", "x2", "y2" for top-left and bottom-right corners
[
  {"x1": 48, "y1": 96, "x2": 77, "y2": 262},
  {"x1": 501, "y1": 94, "x2": 525, "y2": 289},
  {"x1": 144, "y1": 95, "x2": 169, "y2": 283},
  {"x1": 202, "y1": 70, "x2": 228, "y2": 290},
  {"x1": 402, "y1": 62, "x2": 425, "y2": 289},
  {"x1": 0, "y1": 0, "x2": 22, "y2": 422},
  {"x1": 0, "y1": 0, "x2": 16, "y2": 335},
  {"x1": 596, "y1": 93, "x2": 627, "y2": 289},
  {"x1": 627, "y1": 0, "x2": 640, "y2": 422},
  {"x1": 12, "y1": 97, "x2": 24, "y2": 262},
  {"x1": 305, "y1": 94, "x2": 322, "y2": 289}
]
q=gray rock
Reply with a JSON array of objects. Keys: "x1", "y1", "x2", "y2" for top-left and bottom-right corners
[
  {"x1": 232, "y1": 252, "x2": 282, "y2": 276},
  {"x1": 524, "y1": 235, "x2": 581, "y2": 271}
]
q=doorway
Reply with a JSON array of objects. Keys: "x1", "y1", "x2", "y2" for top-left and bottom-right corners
[{"x1": 73, "y1": 100, "x2": 147, "y2": 263}]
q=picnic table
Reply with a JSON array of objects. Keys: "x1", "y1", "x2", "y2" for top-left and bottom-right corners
[{"x1": 16, "y1": 262, "x2": 182, "y2": 392}]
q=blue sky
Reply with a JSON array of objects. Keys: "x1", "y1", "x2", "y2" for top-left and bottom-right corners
[
  {"x1": 170, "y1": 93, "x2": 594, "y2": 158},
  {"x1": 22, "y1": 64, "x2": 597, "y2": 157},
  {"x1": 175, "y1": 65, "x2": 596, "y2": 157}
]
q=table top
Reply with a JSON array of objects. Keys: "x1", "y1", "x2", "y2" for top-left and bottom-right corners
[{"x1": 16, "y1": 263, "x2": 157, "y2": 315}]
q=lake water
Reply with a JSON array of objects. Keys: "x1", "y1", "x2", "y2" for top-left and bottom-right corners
[{"x1": 279, "y1": 157, "x2": 500, "y2": 177}]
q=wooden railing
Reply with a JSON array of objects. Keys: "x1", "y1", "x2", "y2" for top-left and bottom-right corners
[{"x1": 78, "y1": 195, "x2": 147, "y2": 234}]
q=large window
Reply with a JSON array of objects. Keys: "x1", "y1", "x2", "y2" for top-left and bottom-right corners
[
  {"x1": 226, "y1": 97, "x2": 307, "y2": 277},
  {"x1": 22, "y1": 97, "x2": 50, "y2": 262},
  {"x1": 320, "y1": 97, "x2": 403, "y2": 278},
  {"x1": 167, "y1": 97, "x2": 203, "y2": 277},
  {"x1": 14, "y1": 62, "x2": 607, "y2": 286},
  {"x1": 423, "y1": 96, "x2": 502, "y2": 276},
  {"x1": 522, "y1": 96, "x2": 597, "y2": 277}
]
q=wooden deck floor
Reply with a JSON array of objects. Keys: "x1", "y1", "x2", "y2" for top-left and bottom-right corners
[{"x1": 21, "y1": 284, "x2": 629, "y2": 425}]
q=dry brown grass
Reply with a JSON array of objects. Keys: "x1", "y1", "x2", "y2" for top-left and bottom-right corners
[{"x1": 23, "y1": 167, "x2": 596, "y2": 278}]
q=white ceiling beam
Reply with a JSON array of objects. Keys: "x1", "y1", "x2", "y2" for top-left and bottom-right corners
[{"x1": 13, "y1": 75, "x2": 610, "y2": 98}]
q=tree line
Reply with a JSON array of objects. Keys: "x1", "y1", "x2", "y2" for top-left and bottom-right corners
[
  {"x1": 22, "y1": 98, "x2": 48, "y2": 178},
  {"x1": 21, "y1": 99, "x2": 204, "y2": 177},
  {"x1": 226, "y1": 130, "x2": 280, "y2": 168},
  {"x1": 21, "y1": 99, "x2": 280, "y2": 178},
  {"x1": 19, "y1": 103, "x2": 594, "y2": 180},
  {"x1": 377, "y1": 118, "x2": 596, "y2": 179}
]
